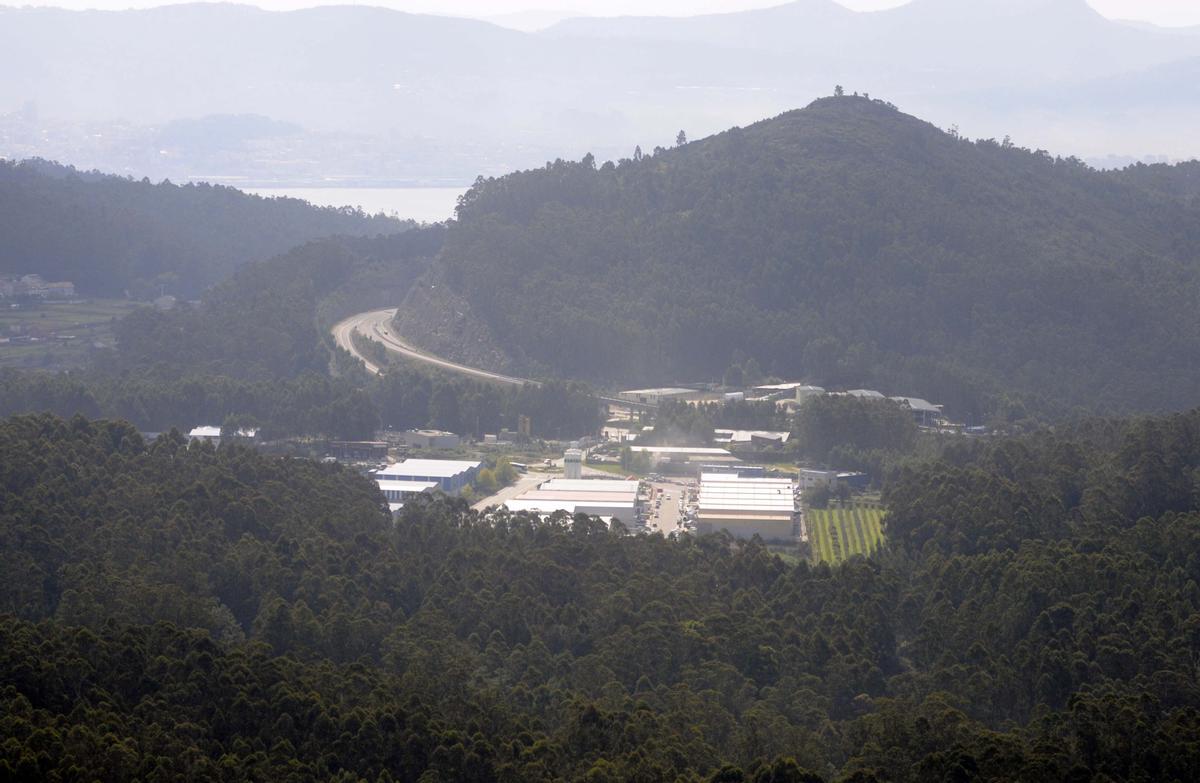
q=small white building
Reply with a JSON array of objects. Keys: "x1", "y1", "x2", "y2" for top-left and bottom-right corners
[
  {"x1": 398, "y1": 429, "x2": 461, "y2": 449},
  {"x1": 889, "y1": 397, "x2": 944, "y2": 427},
  {"x1": 846, "y1": 389, "x2": 886, "y2": 399},
  {"x1": 187, "y1": 425, "x2": 258, "y2": 446},
  {"x1": 798, "y1": 469, "x2": 841, "y2": 491},
  {"x1": 631, "y1": 445, "x2": 738, "y2": 466},
  {"x1": 712, "y1": 430, "x2": 791, "y2": 448},
  {"x1": 795, "y1": 385, "x2": 826, "y2": 401},
  {"x1": 187, "y1": 425, "x2": 222, "y2": 444},
  {"x1": 564, "y1": 448, "x2": 583, "y2": 480},
  {"x1": 618, "y1": 387, "x2": 696, "y2": 406}
]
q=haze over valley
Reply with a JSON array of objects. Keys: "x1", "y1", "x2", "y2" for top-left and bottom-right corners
[
  {"x1": 5, "y1": 3, "x2": 1200, "y2": 781},
  {"x1": 4, "y1": 0, "x2": 1200, "y2": 186}
]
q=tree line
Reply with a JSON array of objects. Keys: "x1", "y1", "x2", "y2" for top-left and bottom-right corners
[
  {"x1": 0, "y1": 158, "x2": 402, "y2": 298},
  {"x1": 0, "y1": 226, "x2": 601, "y2": 441},
  {"x1": 2, "y1": 407, "x2": 1199, "y2": 779}
]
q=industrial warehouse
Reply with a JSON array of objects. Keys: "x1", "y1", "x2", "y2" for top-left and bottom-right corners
[
  {"x1": 630, "y1": 445, "x2": 739, "y2": 468},
  {"x1": 376, "y1": 479, "x2": 440, "y2": 515},
  {"x1": 695, "y1": 472, "x2": 798, "y2": 542},
  {"x1": 373, "y1": 458, "x2": 482, "y2": 493},
  {"x1": 505, "y1": 478, "x2": 640, "y2": 525}
]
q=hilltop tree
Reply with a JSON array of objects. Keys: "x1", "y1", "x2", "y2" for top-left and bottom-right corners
[{"x1": 436, "y1": 96, "x2": 1200, "y2": 420}]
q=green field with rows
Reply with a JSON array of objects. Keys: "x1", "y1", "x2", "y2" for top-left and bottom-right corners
[{"x1": 807, "y1": 504, "x2": 886, "y2": 564}]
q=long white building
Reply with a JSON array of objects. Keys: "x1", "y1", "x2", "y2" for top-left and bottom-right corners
[
  {"x1": 505, "y1": 478, "x2": 640, "y2": 525},
  {"x1": 697, "y1": 472, "x2": 796, "y2": 541},
  {"x1": 375, "y1": 458, "x2": 482, "y2": 493}
]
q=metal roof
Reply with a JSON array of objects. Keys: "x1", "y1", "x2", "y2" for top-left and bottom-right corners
[
  {"x1": 712, "y1": 429, "x2": 791, "y2": 444},
  {"x1": 540, "y1": 479, "x2": 640, "y2": 493},
  {"x1": 620, "y1": 387, "x2": 695, "y2": 396},
  {"x1": 376, "y1": 480, "x2": 440, "y2": 493},
  {"x1": 516, "y1": 491, "x2": 636, "y2": 503},
  {"x1": 187, "y1": 425, "x2": 257, "y2": 438},
  {"x1": 889, "y1": 396, "x2": 944, "y2": 413},
  {"x1": 699, "y1": 473, "x2": 796, "y2": 514},
  {"x1": 377, "y1": 458, "x2": 482, "y2": 478},
  {"x1": 698, "y1": 511, "x2": 794, "y2": 522},
  {"x1": 507, "y1": 477, "x2": 639, "y2": 517},
  {"x1": 701, "y1": 473, "x2": 793, "y2": 485},
  {"x1": 506, "y1": 499, "x2": 636, "y2": 515},
  {"x1": 632, "y1": 446, "x2": 733, "y2": 455}
]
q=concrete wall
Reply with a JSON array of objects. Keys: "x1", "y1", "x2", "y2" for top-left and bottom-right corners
[{"x1": 698, "y1": 517, "x2": 795, "y2": 542}]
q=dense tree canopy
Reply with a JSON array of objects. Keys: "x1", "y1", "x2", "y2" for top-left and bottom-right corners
[
  {"x1": 0, "y1": 225, "x2": 601, "y2": 440},
  {"x1": 0, "y1": 159, "x2": 403, "y2": 297},
  {"x1": 425, "y1": 95, "x2": 1200, "y2": 421},
  {"x1": 2, "y1": 410, "x2": 1200, "y2": 780},
  {"x1": 111, "y1": 228, "x2": 444, "y2": 380},
  {"x1": 792, "y1": 395, "x2": 918, "y2": 475}
]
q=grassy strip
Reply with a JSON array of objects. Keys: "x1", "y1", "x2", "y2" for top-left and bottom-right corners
[
  {"x1": 827, "y1": 513, "x2": 842, "y2": 561},
  {"x1": 856, "y1": 508, "x2": 876, "y2": 555},
  {"x1": 859, "y1": 508, "x2": 883, "y2": 552},
  {"x1": 834, "y1": 508, "x2": 853, "y2": 558},
  {"x1": 809, "y1": 511, "x2": 830, "y2": 563},
  {"x1": 812, "y1": 520, "x2": 826, "y2": 563},
  {"x1": 869, "y1": 508, "x2": 886, "y2": 551},
  {"x1": 847, "y1": 507, "x2": 867, "y2": 556}
]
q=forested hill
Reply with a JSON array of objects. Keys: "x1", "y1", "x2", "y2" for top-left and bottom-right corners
[
  {"x1": 426, "y1": 95, "x2": 1200, "y2": 421},
  {"x1": 0, "y1": 159, "x2": 403, "y2": 297},
  {"x1": 3, "y1": 408, "x2": 1200, "y2": 779}
]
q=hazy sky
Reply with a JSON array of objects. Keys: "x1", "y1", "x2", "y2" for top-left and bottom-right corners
[{"x1": 7, "y1": 0, "x2": 1200, "y2": 27}]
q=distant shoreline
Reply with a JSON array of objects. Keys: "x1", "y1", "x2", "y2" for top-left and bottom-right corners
[
  {"x1": 237, "y1": 185, "x2": 470, "y2": 223},
  {"x1": 190, "y1": 179, "x2": 474, "y2": 190}
]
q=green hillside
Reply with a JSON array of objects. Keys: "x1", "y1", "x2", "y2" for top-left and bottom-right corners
[
  {"x1": 430, "y1": 95, "x2": 1200, "y2": 420},
  {"x1": 0, "y1": 159, "x2": 403, "y2": 297},
  {"x1": 3, "y1": 406, "x2": 1200, "y2": 780}
]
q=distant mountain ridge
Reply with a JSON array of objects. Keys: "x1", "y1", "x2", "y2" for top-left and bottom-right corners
[
  {"x1": 407, "y1": 96, "x2": 1200, "y2": 420},
  {"x1": 546, "y1": 0, "x2": 1190, "y2": 82},
  {"x1": 3, "y1": 1, "x2": 1200, "y2": 180}
]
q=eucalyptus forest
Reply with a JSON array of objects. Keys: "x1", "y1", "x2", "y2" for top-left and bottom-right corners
[
  {"x1": 3, "y1": 9, "x2": 1200, "y2": 779},
  {"x1": 3, "y1": 409, "x2": 1200, "y2": 780}
]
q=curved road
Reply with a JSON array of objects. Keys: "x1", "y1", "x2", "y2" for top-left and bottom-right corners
[
  {"x1": 332, "y1": 308, "x2": 537, "y2": 386},
  {"x1": 333, "y1": 309, "x2": 657, "y2": 415}
]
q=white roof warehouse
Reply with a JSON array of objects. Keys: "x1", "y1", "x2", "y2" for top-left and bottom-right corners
[
  {"x1": 505, "y1": 478, "x2": 640, "y2": 525},
  {"x1": 374, "y1": 458, "x2": 482, "y2": 493},
  {"x1": 696, "y1": 472, "x2": 796, "y2": 542}
]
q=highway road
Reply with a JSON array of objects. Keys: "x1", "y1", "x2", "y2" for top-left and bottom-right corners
[
  {"x1": 331, "y1": 308, "x2": 536, "y2": 386},
  {"x1": 332, "y1": 309, "x2": 659, "y2": 417}
]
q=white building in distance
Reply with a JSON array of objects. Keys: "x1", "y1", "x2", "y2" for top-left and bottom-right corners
[
  {"x1": 506, "y1": 478, "x2": 639, "y2": 526},
  {"x1": 696, "y1": 472, "x2": 796, "y2": 542},
  {"x1": 564, "y1": 448, "x2": 583, "y2": 479},
  {"x1": 375, "y1": 458, "x2": 481, "y2": 493}
]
